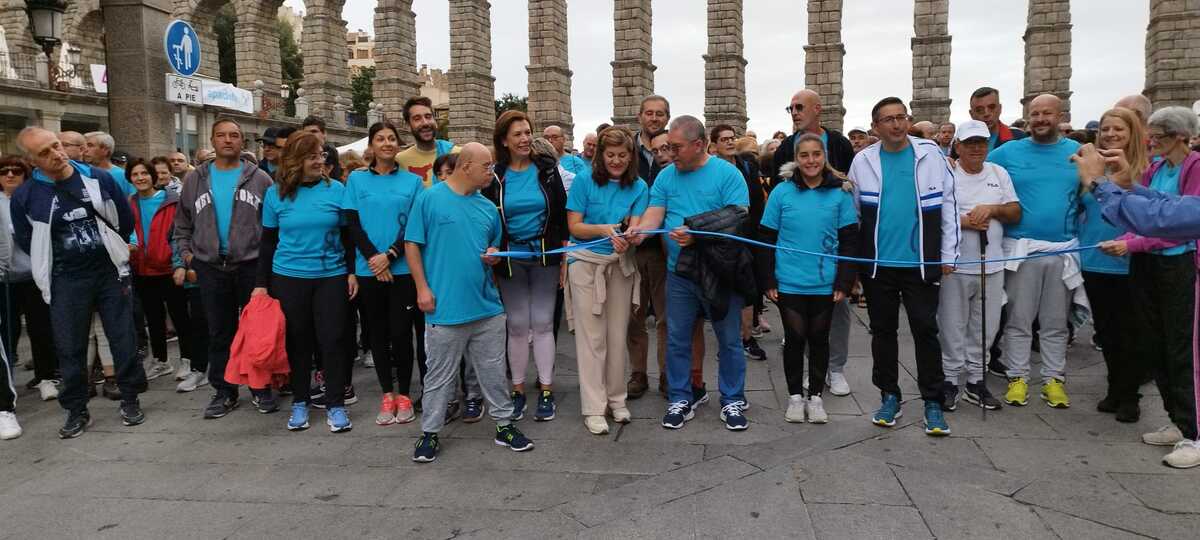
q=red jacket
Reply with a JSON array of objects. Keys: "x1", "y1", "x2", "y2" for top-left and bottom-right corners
[
  {"x1": 129, "y1": 190, "x2": 180, "y2": 276},
  {"x1": 225, "y1": 295, "x2": 290, "y2": 389}
]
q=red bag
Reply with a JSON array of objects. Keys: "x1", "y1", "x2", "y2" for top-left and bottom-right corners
[{"x1": 224, "y1": 295, "x2": 290, "y2": 389}]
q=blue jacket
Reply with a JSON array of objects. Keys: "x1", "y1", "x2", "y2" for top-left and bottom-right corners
[{"x1": 1097, "y1": 182, "x2": 1200, "y2": 243}]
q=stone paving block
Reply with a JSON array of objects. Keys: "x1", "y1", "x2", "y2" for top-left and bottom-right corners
[
  {"x1": 978, "y1": 438, "x2": 1185, "y2": 475},
  {"x1": 711, "y1": 419, "x2": 885, "y2": 470},
  {"x1": 1032, "y1": 507, "x2": 1154, "y2": 540},
  {"x1": 389, "y1": 466, "x2": 599, "y2": 511},
  {"x1": 794, "y1": 450, "x2": 910, "y2": 506},
  {"x1": 808, "y1": 502, "x2": 932, "y2": 540},
  {"x1": 847, "y1": 425, "x2": 997, "y2": 471},
  {"x1": 614, "y1": 408, "x2": 795, "y2": 447},
  {"x1": 1014, "y1": 472, "x2": 1200, "y2": 539},
  {"x1": 1036, "y1": 409, "x2": 1170, "y2": 443},
  {"x1": 938, "y1": 404, "x2": 1061, "y2": 439},
  {"x1": 1109, "y1": 472, "x2": 1200, "y2": 514},
  {"x1": 893, "y1": 467, "x2": 1055, "y2": 540},
  {"x1": 0, "y1": 494, "x2": 244, "y2": 540}
]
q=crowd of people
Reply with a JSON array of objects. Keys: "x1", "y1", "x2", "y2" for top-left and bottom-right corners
[{"x1": 1, "y1": 87, "x2": 1199, "y2": 469}]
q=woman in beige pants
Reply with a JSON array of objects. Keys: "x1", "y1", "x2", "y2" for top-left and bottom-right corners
[{"x1": 564, "y1": 127, "x2": 649, "y2": 434}]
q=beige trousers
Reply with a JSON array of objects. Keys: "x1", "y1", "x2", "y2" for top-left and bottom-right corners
[{"x1": 568, "y1": 259, "x2": 635, "y2": 416}]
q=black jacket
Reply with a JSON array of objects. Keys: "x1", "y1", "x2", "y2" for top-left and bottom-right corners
[
  {"x1": 770, "y1": 128, "x2": 855, "y2": 183},
  {"x1": 675, "y1": 206, "x2": 758, "y2": 321},
  {"x1": 481, "y1": 154, "x2": 569, "y2": 278},
  {"x1": 755, "y1": 170, "x2": 859, "y2": 295}
]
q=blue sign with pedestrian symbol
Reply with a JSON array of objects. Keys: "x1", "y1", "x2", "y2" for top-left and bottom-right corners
[{"x1": 164, "y1": 19, "x2": 201, "y2": 77}]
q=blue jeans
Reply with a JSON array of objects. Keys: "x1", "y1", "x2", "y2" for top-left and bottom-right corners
[
  {"x1": 665, "y1": 272, "x2": 745, "y2": 406},
  {"x1": 50, "y1": 267, "x2": 143, "y2": 414}
]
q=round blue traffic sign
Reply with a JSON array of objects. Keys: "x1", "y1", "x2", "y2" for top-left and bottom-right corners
[{"x1": 164, "y1": 19, "x2": 202, "y2": 77}]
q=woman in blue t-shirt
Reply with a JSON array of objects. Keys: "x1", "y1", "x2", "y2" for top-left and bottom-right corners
[
  {"x1": 343, "y1": 121, "x2": 426, "y2": 426},
  {"x1": 481, "y1": 111, "x2": 569, "y2": 422},
  {"x1": 757, "y1": 133, "x2": 858, "y2": 425},
  {"x1": 565, "y1": 127, "x2": 648, "y2": 435},
  {"x1": 252, "y1": 132, "x2": 357, "y2": 433}
]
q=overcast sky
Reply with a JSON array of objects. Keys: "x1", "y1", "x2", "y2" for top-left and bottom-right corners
[{"x1": 289, "y1": 0, "x2": 1149, "y2": 140}]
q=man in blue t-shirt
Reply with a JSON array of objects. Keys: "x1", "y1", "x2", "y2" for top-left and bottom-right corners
[
  {"x1": 404, "y1": 142, "x2": 533, "y2": 463},
  {"x1": 630, "y1": 115, "x2": 752, "y2": 432},
  {"x1": 986, "y1": 94, "x2": 1080, "y2": 410},
  {"x1": 83, "y1": 131, "x2": 135, "y2": 197}
]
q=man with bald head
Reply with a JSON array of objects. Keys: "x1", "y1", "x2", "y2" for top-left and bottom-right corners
[
  {"x1": 969, "y1": 87, "x2": 1027, "y2": 151},
  {"x1": 543, "y1": 124, "x2": 590, "y2": 178},
  {"x1": 57, "y1": 131, "x2": 86, "y2": 161},
  {"x1": 404, "y1": 142, "x2": 532, "y2": 462},
  {"x1": 581, "y1": 132, "x2": 597, "y2": 161},
  {"x1": 772, "y1": 90, "x2": 855, "y2": 180},
  {"x1": 1115, "y1": 95, "x2": 1152, "y2": 126},
  {"x1": 987, "y1": 93, "x2": 1082, "y2": 410}
]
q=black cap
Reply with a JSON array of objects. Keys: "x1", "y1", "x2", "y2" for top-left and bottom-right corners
[
  {"x1": 111, "y1": 150, "x2": 130, "y2": 164},
  {"x1": 256, "y1": 127, "x2": 282, "y2": 143}
]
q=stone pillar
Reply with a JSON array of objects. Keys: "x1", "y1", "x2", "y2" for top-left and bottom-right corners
[
  {"x1": 374, "y1": 0, "x2": 421, "y2": 124},
  {"x1": 704, "y1": 0, "x2": 748, "y2": 132},
  {"x1": 0, "y1": 0, "x2": 41, "y2": 62},
  {"x1": 611, "y1": 0, "x2": 655, "y2": 129},
  {"x1": 101, "y1": 0, "x2": 176, "y2": 158},
  {"x1": 1144, "y1": 0, "x2": 1200, "y2": 109},
  {"x1": 804, "y1": 0, "x2": 845, "y2": 130},
  {"x1": 172, "y1": 4, "x2": 221, "y2": 81},
  {"x1": 527, "y1": 0, "x2": 575, "y2": 143},
  {"x1": 910, "y1": 0, "x2": 951, "y2": 123},
  {"x1": 233, "y1": 0, "x2": 283, "y2": 92},
  {"x1": 448, "y1": 0, "x2": 495, "y2": 144},
  {"x1": 37, "y1": 110, "x2": 64, "y2": 133},
  {"x1": 1022, "y1": 0, "x2": 1072, "y2": 120},
  {"x1": 302, "y1": 0, "x2": 351, "y2": 121}
]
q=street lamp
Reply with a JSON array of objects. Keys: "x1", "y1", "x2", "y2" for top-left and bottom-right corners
[
  {"x1": 281, "y1": 83, "x2": 290, "y2": 100},
  {"x1": 27, "y1": 0, "x2": 66, "y2": 57}
]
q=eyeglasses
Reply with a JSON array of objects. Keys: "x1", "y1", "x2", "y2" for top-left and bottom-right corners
[
  {"x1": 667, "y1": 140, "x2": 700, "y2": 153},
  {"x1": 307, "y1": 152, "x2": 330, "y2": 162},
  {"x1": 785, "y1": 104, "x2": 804, "y2": 114},
  {"x1": 61, "y1": 142, "x2": 82, "y2": 148},
  {"x1": 875, "y1": 114, "x2": 911, "y2": 126},
  {"x1": 0, "y1": 167, "x2": 23, "y2": 176},
  {"x1": 717, "y1": 136, "x2": 736, "y2": 144}
]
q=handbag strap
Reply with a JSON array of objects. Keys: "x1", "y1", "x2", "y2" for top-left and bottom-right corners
[{"x1": 55, "y1": 185, "x2": 119, "y2": 235}]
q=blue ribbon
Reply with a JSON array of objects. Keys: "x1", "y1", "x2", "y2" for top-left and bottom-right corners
[{"x1": 489, "y1": 229, "x2": 1099, "y2": 266}]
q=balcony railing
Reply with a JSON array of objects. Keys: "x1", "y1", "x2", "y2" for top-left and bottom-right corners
[{"x1": 0, "y1": 52, "x2": 99, "y2": 93}]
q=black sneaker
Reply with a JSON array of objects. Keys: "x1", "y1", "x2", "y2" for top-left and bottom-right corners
[
  {"x1": 941, "y1": 381, "x2": 960, "y2": 412},
  {"x1": 533, "y1": 390, "x2": 556, "y2": 421},
  {"x1": 413, "y1": 396, "x2": 423, "y2": 413},
  {"x1": 963, "y1": 381, "x2": 1003, "y2": 410},
  {"x1": 252, "y1": 392, "x2": 279, "y2": 414},
  {"x1": 987, "y1": 357, "x2": 1007, "y2": 378},
  {"x1": 278, "y1": 383, "x2": 294, "y2": 397},
  {"x1": 511, "y1": 391, "x2": 527, "y2": 421},
  {"x1": 462, "y1": 398, "x2": 484, "y2": 423},
  {"x1": 444, "y1": 399, "x2": 461, "y2": 424},
  {"x1": 412, "y1": 432, "x2": 440, "y2": 463},
  {"x1": 1115, "y1": 398, "x2": 1141, "y2": 423},
  {"x1": 59, "y1": 410, "x2": 91, "y2": 439},
  {"x1": 743, "y1": 337, "x2": 766, "y2": 361},
  {"x1": 313, "y1": 385, "x2": 357, "y2": 409},
  {"x1": 495, "y1": 424, "x2": 534, "y2": 451},
  {"x1": 692, "y1": 384, "x2": 710, "y2": 407},
  {"x1": 102, "y1": 379, "x2": 121, "y2": 401},
  {"x1": 120, "y1": 401, "x2": 146, "y2": 426},
  {"x1": 1096, "y1": 394, "x2": 1119, "y2": 413},
  {"x1": 203, "y1": 392, "x2": 239, "y2": 419}
]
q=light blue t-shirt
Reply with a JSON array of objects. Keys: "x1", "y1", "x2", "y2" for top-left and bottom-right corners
[
  {"x1": 987, "y1": 132, "x2": 999, "y2": 152},
  {"x1": 502, "y1": 166, "x2": 547, "y2": 243},
  {"x1": 648, "y1": 157, "x2": 750, "y2": 271},
  {"x1": 404, "y1": 182, "x2": 504, "y2": 325},
  {"x1": 136, "y1": 190, "x2": 166, "y2": 242},
  {"x1": 877, "y1": 146, "x2": 920, "y2": 267},
  {"x1": 560, "y1": 154, "x2": 592, "y2": 179},
  {"x1": 261, "y1": 180, "x2": 347, "y2": 279},
  {"x1": 208, "y1": 163, "x2": 241, "y2": 254},
  {"x1": 565, "y1": 174, "x2": 649, "y2": 256},
  {"x1": 988, "y1": 137, "x2": 1081, "y2": 242},
  {"x1": 1147, "y1": 163, "x2": 1194, "y2": 256},
  {"x1": 109, "y1": 165, "x2": 136, "y2": 197},
  {"x1": 761, "y1": 181, "x2": 857, "y2": 294},
  {"x1": 343, "y1": 167, "x2": 424, "y2": 277},
  {"x1": 1078, "y1": 191, "x2": 1128, "y2": 275}
]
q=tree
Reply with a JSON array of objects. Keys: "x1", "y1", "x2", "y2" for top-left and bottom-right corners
[
  {"x1": 495, "y1": 93, "x2": 527, "y2": 116},
  {"x1": 277, "y1": 18, "x2": 304, "y2": 116},
  {"x1": 214, "y1": 4, "x2": 237, "y2": 84},
  {"x1": 351, "y1": 66, "x2": 375, "y2": 117}
]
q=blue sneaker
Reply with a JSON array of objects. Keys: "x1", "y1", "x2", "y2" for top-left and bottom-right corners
[
  {"x1": 872, "y1": 393, "x2": 902, "y2": 427},
  {"x1": 412, "y1": 432, "x2": 439, "y2": 463},
  {"x1": 462, "y1": 398, "x2": 485, "y2": 423},
  {"x1": 511, "y1": 391, "x2": 526, "y2": 421},
  {"x1": 720, "y1": 401, "x2": 749, "y2": 431},
  {"x1": 924, "y1": 401, "x2": 951, "y2": 436},
  {"x1": 287, "y1": 402, "x2": 309, "y2": 431},
  {"x1": 495, "y1": 424, "x2": 534, "y2": 451},
  {"x1": 661, "y1": 400, "x2": 693, "y2": 429},
  {"x1": 534, "y1": 390, "x2": 556, "y2": 421},
  {"x1": 326, "y1": 406, "x2": 352, "y2": 433}
]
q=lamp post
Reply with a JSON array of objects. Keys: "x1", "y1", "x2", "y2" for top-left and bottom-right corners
[{"x1": 26, "y1": 0, "x2": 66, "y2": 88}]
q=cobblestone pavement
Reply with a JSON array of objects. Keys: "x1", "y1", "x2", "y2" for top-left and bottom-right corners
[{"x1": 2, "y1": 306, "x2": 1198, "y2": 539}]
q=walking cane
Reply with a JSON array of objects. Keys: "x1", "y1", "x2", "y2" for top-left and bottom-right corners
[{"x1": 978, "y1": 229, "x2": 988, "y2": 422}]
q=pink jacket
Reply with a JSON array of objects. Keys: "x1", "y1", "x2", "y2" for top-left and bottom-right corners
[
  {"x1": 224, "y1": 295, "x2": 290, "y2": 389},
  {"x1": 1120, "y1": 152, "x2": 1200, "y2": 253}
]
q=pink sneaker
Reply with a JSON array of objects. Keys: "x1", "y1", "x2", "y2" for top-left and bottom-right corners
[
  {"x1": 375, "y1": 393, "x2": 397, "y2": 425},
  {"x1": 394, "y1": 394, "x2": 416, "y2": 424}
]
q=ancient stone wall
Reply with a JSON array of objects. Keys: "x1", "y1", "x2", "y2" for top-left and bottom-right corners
[
  {"x1": 910, "y1": 0, "x2": 951, "y2": 123},
  {"x1": 448, "y1": 0, "x2": 495, "y2": 143},
  {"x1": 1144, "y1": 0, "x2": 1200, "y2": 109},
  {"x1": 704, "y1": 0, "x2": 747, "y2": 132},
  {"x1": 527, "y1": 0, "x2": 574, "y2": 143},
  {"x1": 611, "y1": 0, "x2": 655, "y2": 130},
  {"x1": 1023, "y1": 0, "x2": 1072, "y2": 119},
  {"x1": 804, "y1": 0, "x2": 845, "y2": 130}
]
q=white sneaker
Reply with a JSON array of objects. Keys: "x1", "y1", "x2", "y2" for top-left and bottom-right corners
[
  {"x1": 37, "y1": 379, "x2": 59, "y2": 401},
  {"x1": 610, "y1": 407, "x2": 631, "y2": 424},
  {"x1": 806, "y1": 396, "x2": 829, "y2": 424},
  {"x1": 584, "y1": 415, "x2": 609, "y2": 435},
  {"x1": 1143, "y1": 425, "x2": 1185, "y2": 446},
  {"x1": 175, "y1": 359, "x2": 191, "y2": 380},
  {"x1": 360, "y1": 350, "x2": 374, "y2": 368},
  {"x1": 1163, "y1": 440, "x2": 1200, "y2": 469},
  {"x1": 0, "y1": 411, "x2": 21, "y2": 440},
  {"x1": 145, "y1": 360, "x2": 174, "y2": 381},
  {"x1": 828, "y1": 372, "x2": 851, "y2": 396},
  {"x1": 176, "y1": 371, "x2": 208, "y2": 393},
  {"x1": 785, "y1": 394, "x2": 806, "y2": 423}
]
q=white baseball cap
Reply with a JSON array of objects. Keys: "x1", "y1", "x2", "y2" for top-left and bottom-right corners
[
  {"x1": 955, "y1": 120, "x2": 990, "y2": 142},
  {"x1": 848, "y1": 126, "x2": 869, "y2": 135}
]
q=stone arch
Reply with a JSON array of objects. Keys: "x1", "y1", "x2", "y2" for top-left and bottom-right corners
[
  {"x1": 175, "y1": 0, "x2": 230, "y2": 79},
  {"x1": 64, "y1": 3, "x2": 106, "y2": 69},
  {"x1": 0, "y1": 0, "x2": 40, "y2": 79},
  {"x1": 231, "y1": 0, "x2": 283, "y2": 90}
]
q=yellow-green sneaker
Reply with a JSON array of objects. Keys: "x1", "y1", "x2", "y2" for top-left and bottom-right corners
[
  {"x1": 1004, "y1": 378, "x2": 1028, "y2": 406},
  {"x1": 1041, "y1": 379, "x2": 1070, "y2": 409}
]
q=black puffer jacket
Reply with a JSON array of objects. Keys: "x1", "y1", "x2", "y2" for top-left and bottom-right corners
[
  {"x1": 675, "y1": 205, "x2": 758, "y2": 321},
  {"x1": 481, "y1": 155, "x2": 569, "y2": 279}
]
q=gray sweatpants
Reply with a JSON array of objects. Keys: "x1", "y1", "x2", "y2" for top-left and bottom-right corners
[
  {"x1": 828, "y1": 299, "x2": 851, "y2": 373},
  {"x1": 938, "y1": 271, "x2": 1004, "y2": 384},
  {"x1": 421, "y1": 314, "x2": 513, "y2": 433},
  {"x1": 1001, "y1": 256, "x2": 1070, "y2": 382}
]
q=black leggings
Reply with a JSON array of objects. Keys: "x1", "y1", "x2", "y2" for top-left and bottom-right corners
[
  {"x1": 183, "y1": 287, "x2": 210, "y2": 372},
  {"x1": 271, "y1": 274, "x2": 349, "y2": 407},
  {"x1": 359, "y1": 275, "x2": 426, "y2": 395},
  {"x1": 777, "y1": 292, "x2": 835, "y2": 396},
  {"x1": 133, "y1": 275, "x2": 192, "y2": 364}
]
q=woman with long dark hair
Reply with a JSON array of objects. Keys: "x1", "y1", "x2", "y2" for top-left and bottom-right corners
[{"x1": 253, "y1": 131, "x2": 358, "y2": 433}]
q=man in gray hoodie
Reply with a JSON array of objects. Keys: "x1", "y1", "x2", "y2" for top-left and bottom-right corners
[{"x1": 174, "y1": 118, "x2": 273, "y2": 419}]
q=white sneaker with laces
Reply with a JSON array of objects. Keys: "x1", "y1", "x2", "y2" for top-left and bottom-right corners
[
  {"x1": 584, "y1": 415, "x2": 609, "y2": 435},
  {"x1": 360, "y1": 350, "x2": 374, "y2": 368},
  {"x1": 1163, "y1": 440, "x2": 1200, "y2": 469},
  {"x1": 828, "y1": 372, "x2": 851, "y2": 396},
  {"x1": 785, "y1": 394, "x2": 806, "y2": 423},
  {"x1": 0, "y1": 411, "x2": 21, "y2": 440},
  {"x1": 1143, "y1": 425, "x2": 1185, "y2": 446},
  {"x1": 806, "y1": 396, "x2": 829, "y2": 424},
  {"x1": 175, "y1": 358, "x2": 191, "y2": 380},
  {"x1": 176, "y1": 371, "x2": 208, "y2": 393},
  {"x1": 145, "y1": 360, "x2": 174, "y2": 381},
  {"x1": 37, "y1": 379, "x2": 59, "y2": 401}
]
